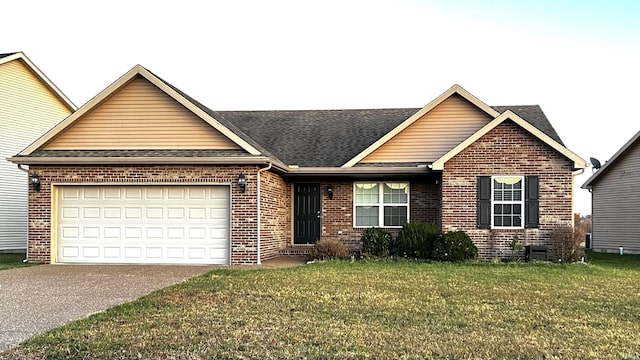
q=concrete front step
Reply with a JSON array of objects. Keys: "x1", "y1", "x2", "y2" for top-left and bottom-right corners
[{"x1": 279, "y1": 245, "x2": 314, "y2": 256}]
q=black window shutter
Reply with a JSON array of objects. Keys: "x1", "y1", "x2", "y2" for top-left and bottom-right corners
[
  {"x1": 525, "y1": 176, "x2": 539, "y2": 228},
  {"x1": 477, "y1": 176, "x2": 491, "y2": 229}
]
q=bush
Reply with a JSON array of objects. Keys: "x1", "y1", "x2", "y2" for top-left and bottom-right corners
[
  {"x1": 431, "y1": 231, "x2": 478, "y2": 262},
  {"x1": 308, "y1": 238, "x2": 350, "y2": 261},
  {"x1": 394, "y1": 223, "x2": 440, "y2": 258},
  {"x1": 361, "y1": 228, "x2": 392, "y2": 257},
  {"x1": 551, "y1": 224, "x2": 585, "y2": 262}
]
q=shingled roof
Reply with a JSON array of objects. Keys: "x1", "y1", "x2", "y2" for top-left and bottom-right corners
[
  {"x1": 492, "y1": 105, "x2": 563, "y2": 145},
  {"x1": 219, "y1": 109, "x2": 418, "y2": 167},
  {"x1": 10, "y1": 63, "x2": 569, "y2": 169},
  {"x1": 219, "y1": 106, "x2": 563, "y2": 167},
  {"x1": 0, "y1": 52, "x2": 17, "y2": 59}
]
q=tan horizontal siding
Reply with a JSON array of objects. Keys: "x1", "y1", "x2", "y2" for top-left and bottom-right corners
[
  {"x1": 361, "y1": 94, "x2": 493, "y2": 163},
  {"x1": 0, "y1": 59, "x2": 72, "y2": 250},
  {"x1": 592, "y1": 141, "x2": 640, "y2": 252},
  {"x1": 44, "y1": 76, "x2": 241, "y2": 150}
]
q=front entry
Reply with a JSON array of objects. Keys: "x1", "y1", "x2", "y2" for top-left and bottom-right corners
[{"x1": 294, "y1": 183, "x2": 321, "y2": 244}]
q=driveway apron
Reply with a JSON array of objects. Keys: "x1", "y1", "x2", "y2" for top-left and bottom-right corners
[{"x1": 0, "y1": 264, "x2": 214, "y2": 351}]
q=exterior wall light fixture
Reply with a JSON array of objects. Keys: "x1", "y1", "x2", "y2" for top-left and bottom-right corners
[
  {"x1": 30, "y1": 173, "x2": 41, "y2": 192},
  {"x1": 238, "y1": 173, "x2": 247, "y2": 193},
  {"x1": 326, "y1": 185, "x2": 334, "y2": 199}
]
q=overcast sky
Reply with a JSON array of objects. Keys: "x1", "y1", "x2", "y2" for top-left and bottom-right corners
[{"x1": 5, "y1": 0, "x2": 640, "y2": 215}]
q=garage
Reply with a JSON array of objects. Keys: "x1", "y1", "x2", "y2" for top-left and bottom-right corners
[{"x1": 56, "y1": 185, "x2": 230, "y2": 265}]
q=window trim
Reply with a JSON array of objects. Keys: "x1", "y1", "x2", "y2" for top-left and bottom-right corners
[
  {"x1": 491, "y1": 175, "x2": 524, "y2": 229},
  {"x1": 353, "y1": 181, "x2": 410, "y2": 228}
]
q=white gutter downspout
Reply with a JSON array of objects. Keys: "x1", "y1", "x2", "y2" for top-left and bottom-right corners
[
  {"x1": 572, "y1": 168, "x2": 586, "y2": 228},
  {"x1": 17, "y1": 164, "x2": 30, "y2": 263},
  {"x1": 256, "y1": 162, "x2": 273, "y2": 265}
]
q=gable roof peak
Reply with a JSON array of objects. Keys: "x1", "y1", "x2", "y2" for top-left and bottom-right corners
[
  {"x1": 582, "y1": 129, "x2": 640, "y2": 189},
  {"x1": 342, "y1": 84, "x2": 500, "y2": 167},
  {"x1": 0, "y1": 51, "x2": 76, "y2": 111},
  {"x1": 19, "y1": 64, "x2": 263, "y2": 157},
  {"x1": 431, "y1": 109, "x2": 586, "y2": 170}
]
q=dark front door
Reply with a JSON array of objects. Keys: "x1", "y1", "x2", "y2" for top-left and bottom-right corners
[{"x1": 294, "y1": 183, "x2": 321, "y2": 244}]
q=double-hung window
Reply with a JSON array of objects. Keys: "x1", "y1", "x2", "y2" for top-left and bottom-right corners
[
  {"x1": 478, "y1": 175, "x2": 539, "y2": 229},
  {"x1": 492, "y1": 176, "x2": 524, "y2": 228},
  {"x1": 354, "y1": 182, "x2": 409, "y2": 227}
]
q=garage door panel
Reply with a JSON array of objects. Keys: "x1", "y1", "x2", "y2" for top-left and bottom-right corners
[
  {"x1": 61, "y1": 187, "x2": 80, "y2": 200},
  {"x1": 104, "y1": 227, "x2": 121, "y2": 238},
  {"x1": 57, "y1": 185, "x2": 230, "y2": 265},
  {"x1": 125, "y1": 207, "x2": 143, "y2": 219},
  {"x1": 104, "y1": 187, "x2": 121, "y2": 199},
  {"x1": 189, "y1": 208, "x2": 206, "y2": 219},
  {"x1": 61, "y1": 226, "x2": 79, "y2": 239},
  {"x1": 125, "y1": 188, "x2": 142, "y2": 200},
  {"x1": 146, "y1": 208, "x2": 163, "y2": 219},
  {"x1": 146, "y1": 227, "x2": 163, "y2": 239},
  {"x1": 104, "y1": 208, "x2": 121, "y2": 218},
  {"x1": 61, "y1": 246, "x2": 80, "y2": 258},
  {"x1": 83, "y1": 227, "x2": 100, "y2": 238},
  {"x1": 189, "y1": 248, "x2": 206, "y2": 259},
  {"x1": 168, "y1": 188, "x2": 184, "y2": 199},
  {"x1": 167, "y1": 208, "x2": 185, "y2": 219},
  {"x1": 104, "y1": 247, "x2": 121, "y2": 258},
  {"x1": 146, "y1": 188, "x2": 163, "y2": 200},
  {"x1": 146, "y1": 247, "x2": 163, "y2": 258},
  {"x1": 83, "y1": 188, "x2": 100, "y2": 200},
  {"x1": 61, "y1": 207, "x2": 80, "y2": 219},
  {"x1": 83, "y1": 247, "x2": 100, "y2": 258},
  {"x1": 189, "y1": 188, "x2": 206, "y2": 200}
]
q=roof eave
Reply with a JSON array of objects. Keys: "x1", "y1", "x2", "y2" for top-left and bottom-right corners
[
  {"x1": 7, "y1": 156, "x2": 277, "y2": 166},
  {"x1": 284, "y1": 166, "x2": 433, "y2": 177},
  {"x1": 581, "y1": 130, "x2": 640, "y2": 189}
]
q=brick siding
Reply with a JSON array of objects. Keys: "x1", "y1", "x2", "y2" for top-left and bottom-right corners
[
  {"x1": 259, "y1": 170, "x2": 291, "y2": 261},
  {"x1": 441, "y1": 120, "x2": 575, "y2": 259}
]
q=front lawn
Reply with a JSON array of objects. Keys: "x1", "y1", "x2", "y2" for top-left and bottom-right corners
[
  {"x1": 0, "y1": 252, "x2": 30, "y2": 270},
  {"x1": 12, "y1": 253, "x2": 640, "y2": 359}
]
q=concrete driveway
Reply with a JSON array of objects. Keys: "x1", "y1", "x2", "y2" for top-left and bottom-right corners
[{"x1": 0, "y1": 264, "x2": 214, "y2": 352}]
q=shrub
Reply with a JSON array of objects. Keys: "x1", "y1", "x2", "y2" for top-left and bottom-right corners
[
  {"x1": 551, "y1": 224, "x2": 585, "y2": 262},
  {"x1": 361, "y1": 227, "x2": 392, "y2": 257},
  {"x1": 308, "y1": 238, "x2": 350, "y2": 261},
  {"x1": 432, "y1": 231, "x2": 478, "y2": 262},
  {"x1": 394, "y1": 223, "x2": 440, "y2": 259},
  {"x1": 508, "y1": 235, "x2": 524, "y2": 261}
]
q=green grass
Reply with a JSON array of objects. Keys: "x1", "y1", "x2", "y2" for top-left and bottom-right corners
[
  {"x1": 13, "y1": 252, "x2": 640, "y2": 360},
  {"x1": 0, "y1": 252, "x2": 31, "y2": 270}
]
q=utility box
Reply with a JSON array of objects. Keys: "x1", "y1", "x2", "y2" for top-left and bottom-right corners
[
  {"x1": 585, "y1": 233, "x2": 592, "y2": 249},
  {"x1": 525, "y1": 245, "x2": 549, "y2": 262}
]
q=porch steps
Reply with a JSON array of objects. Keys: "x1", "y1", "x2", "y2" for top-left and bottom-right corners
[{"x1": 279, "y1": 245, "x2": 314, "y2": 256}]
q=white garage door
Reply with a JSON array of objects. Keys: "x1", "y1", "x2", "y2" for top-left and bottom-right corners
[{"x1": 56, "y1": 185, "x2": 230, "y2": 265}]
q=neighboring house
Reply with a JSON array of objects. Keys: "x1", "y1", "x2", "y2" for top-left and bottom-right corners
[
  {"x1": 582, "y1": 131, "x2": 640, "y2": 254},
  {"x1": 0, "y1": 52, "x2": 76, "y2": 252},
  {"x1": 9, "y1": 65, "x2": 586, "y2": 265}
]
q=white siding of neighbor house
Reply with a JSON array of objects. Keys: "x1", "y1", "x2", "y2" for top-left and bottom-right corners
[
  {"x1": 591, "y1": 138, "x2": 640, "y2": 254},
  {"x1": 0, "y1": 59, "x2": 72, "y2": 251}
]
